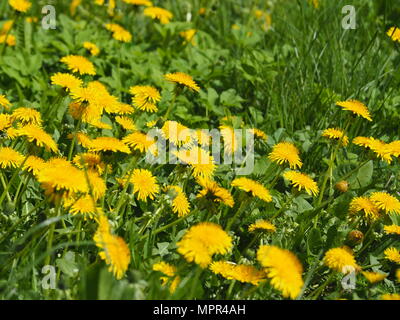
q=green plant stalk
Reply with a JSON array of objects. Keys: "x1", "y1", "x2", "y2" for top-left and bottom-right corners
[
  {"x1": 226, "y1": 197, "x2": 250, "y2": 231},
  {"x1": 0, "y1": 171, "x2": 12, "y2": 202},
  {"x1": 308, "y1": 272, "x2": 335, "y2": 300},
  {"x1": 44, "y1": 199, "x2": 62, "y2": 266}
]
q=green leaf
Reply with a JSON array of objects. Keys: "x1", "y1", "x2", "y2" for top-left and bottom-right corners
[
  {"x1": 352, "y1": 160, "x2": 373, "y2": 189},
  {"x1": 56, "y1": 251, "x2": 79, "y2": 277}
]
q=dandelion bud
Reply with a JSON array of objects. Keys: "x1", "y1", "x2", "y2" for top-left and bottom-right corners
[
  {"x1": 347, "y1": 230, "x2": 364, "y2": 244},
  {"x1": 335, "y1": 180, "x2": 349, "y2": 193}
]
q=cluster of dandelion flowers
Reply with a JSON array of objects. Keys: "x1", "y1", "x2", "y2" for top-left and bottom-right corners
[
  {"x1": 130, "y1": 85, "x2": 160, "y2": 112},
  {"x1": 123, "y1": 131, "x2": 157, "y2": 155},
  {"x1": 167, "y1": 186, "x2": 190, "y2": 217},
  {"x1": 177, "y1": 222, "x2": 233, "y2": 268},
  {"x1": 283, "y1": 170, "x2": 319, "y2": 196},
  {"x1": 336, "y1": 100, "x2": 372, "y2": 121},
  {"x1": 128, "y1": 169, "x2": 160, "y2": 201},
  {"x1": 8, "y1": 0, "x2": 31, "y2": 12},
  {"x1": 152, "y1": 261, "x2": 180, "y2": 293},
  {"x1": 323, "y1": 246, "x2": 359, "y2": 273},
  {"x1": 144, "y1": 7, "x2": 173, "y2": 24},
  {"x1": 384, "y1": 247, "x2": 400, "y2": 264},
  {"x1": 51, "y1": 73, "x2": 82, "y2": 92},
  {"x1": 12, "y1": 107, "x2": 42, "y2": 126},
  {"x1": 105, "y1": 23, "x2": 132, "y2": 42},
  {"x1": 0, "y1": 95, "x2": 11, "y2": 109},
  {"x1": 17, "y1": 125, "x2": 59, "y2": 153},
  {"x1": 370, "y1": 192, "x2": 400, "y2": 215},
  {"x1": 196, "y1": 176, "x2": 234, "y2": 208},
  {"x1": 210, "y1": 261, "x2": 266, "y2": 286},
  {"x1": 387, "y1": 27, "x2": 400, "y2": 42},
  {"x1": 361, "y1": 271, "x2": 387, "y2": 284},
  {"x1": 0, "y1": 147, "x2": 24, "y2": 169},
  {"x1": 94, "y1": 215, "x2": 131, "y2": 279},
  {"x1": 268, "y1": 141, "x2": 302, "y2": 169},
  {"x1": 164, "y1": 72, "x2": 200, "y2": 92},
  {"x1": 256, "y1": 245, "x2": 304, "y2": 299},
  {"x1": 248, "y1": 220, "x2": 276, "y2": 233},
  {"x1": 384, "y1": 225, "x2": 400, "y2": 235},
  {"x1": 83, "y1": 42, "x2": 100, "y2": 56},
  {"x1": 322, "y1": 128, "x2": 349, "y2": 146},
  {"x1": 349, "y1": 196, "x2": 380, "y2": 222},
  {"x1": 60, "y1": 55, "x2": 96, "y2": 76},
  {"x1": 231, "y1": 177, "x2": 272, "y2": 202},
  {"x1": 0, "y1": 34, "x2": 16, "y2": 47}
]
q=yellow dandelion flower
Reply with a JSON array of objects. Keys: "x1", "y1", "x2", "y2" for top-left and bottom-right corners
[
  {"x1": 180, "y1": 29, "x2": 196, "y2": 45},
  {"x1": 17, "y1": 124, "x2": 59, "y2": 153},
  {"x1": 349, "y1": 196, "x2": 380, "y2": 221},
  {"x1": 12, "y1": 107, "x2": 42, "y2": 126},
  {"x1": 0, "y1": 114, "x2": 11, "y2": 131},
  {"x1": 210, "y1": 261, "x2": 266, "y2": 286},
  {"x1": 283, "y1": 170, "x2": 319, "y2": 196},
  {"x1": 0, "y1": 147, "x2": 24, "y2": 169},
  {"x1": 396, "y1": 269, "x2": 400, "y2": 282},
  {"x1": 249, "y1": 128, "x2": 267, "y2": 141},
  {"x1": 0, "y1": 95, "x2": 11, "y2": 109},
  {"x1": 129, "y1": 85, "x2": 160, "y2": 112},
  {"x1": 384, "y1": 225, "x2": 400, "y2": 235},
  {"x1": 174, "y1": 146, "x2": 216, "y2": 178},
  {"x1": 73, "y1": 153, "x2": 106, "y2": 175},
  {"x1": 105, "y1": 23, "x2": 132, "y2": 42},
  {"x1": 381, "y1": 293, "x2": 400, "y2": 300},
  {"x1": 322, "y1": 128, "x2": 349, "y2": 146},
  {"x1": 144, "y1": 7, "x2": 173, "y2": 24},
  {"x1": 37, "y1": 158, "x2": 88, "y2": 196},
  {"x1": 83, "y1": 41, "x2": 100, "y2": 56},
  {"x1": 112, "y1": 102, "x2": 135, "y2": 115},
  {"x1": 196, "y1": 176, "x2": 234, "y2": 207},
  {"x1": 353, "y1": 136, "x2": 394, "y2": 163},
  {"x1": 177, "y1": 222, "x2": 233, "y2": 268},
  {"x1": 8, "y1": 0, "x2": 31, "y2": 12},
  {"x1": 336, "y1": 100, "x2": 372, "y2": 121},
  {"x1": 152, "y1": 261, "x2": 180, "y2": 293},
  {"x1": 94, "y1": 215, "x2": 131, "y2": 279},
  {"x1": 51, "y1": 73, "x2": 82, "y2": 92},
  {"x1": 69, "y1": 0, "x2": 81, "y2": 15},
  {"x1": 361, "y1": 271, "x2": 387, "y2": 284},
  {"x1": 1, "y1": 20, "x2": 14, "y2": 33},
  {"x1": 220, "y1": 125, "x2": 239, "y2": 154},
  {"x1": 60, "y1": 55, "x2": 96, "y2": 75},
  {"x1": 388, "y1": 140, "x2": 400, "y2": 157},
  {"x1": 370, "y1": 192, "x2": 400, "y2": 215},
  {"x1": 123, "y1": 132, "x2": 157, "y2": 154},
  {"x1": 387, "y1": 27, "x2": 400, "y2": 42},
  {"x1": 129, "y1": 169, "x2": 159, "y2": 201},
  {"x1": 193, "y1": 129, "x2": 211, "y2": 146},
  {"x1": 164, "y1": 72, "x2": 200, "y2": 92},
  {"x1": 231, "y1": 177, "x2": 272, "y2": 202},
  {"x1": 23, "y1": 155, "x2": 46, "y2": 176},
  {"x1": 257, "y1": 245, "x2": 304, "y2": 299},
  {"x1": 323, "y1": 246, "x2": 359, "y2": 273},
  {"x1": 268, "y1": 142, "x2": 302, "y2": 169},
  {"x1": 74, "y1": 132, "x2": 93, "y2": 149},
  {"x1": 384, "y1": 247, "x2": 400, "y2": 264},
  {"x1": 66, "y1": 195, "x2": 100, "y2": 220},
  {"x1": 88, "y1": 137, "x2": 130, "y2": 154},
  {"x1": 86, "y1": 170, "x2": 106, "y2": 200},
  {"x1": 161, "y1": 121, "x2": 192, "y2": 146},
  {"x1": 123, "y1": 0, "x2": 152, "y2": 6},
  {"x1": 248, "y1": 220, "x2": 276, "y2": 233},
  {"x1": 115, "y1": 116, "x2": 136, "y2": 131},
  {"x1": 167, "y1": 186, "x2": 190, "y2": 217}
]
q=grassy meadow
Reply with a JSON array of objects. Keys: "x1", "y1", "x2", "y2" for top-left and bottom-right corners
[{"x1": 0, "y1": 0, "x2": 399, "y2": 300}]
